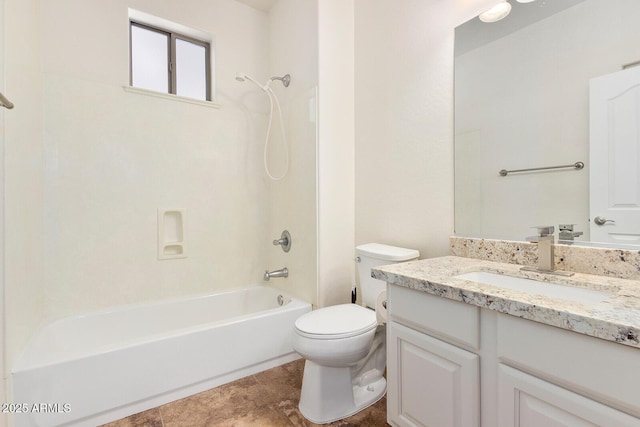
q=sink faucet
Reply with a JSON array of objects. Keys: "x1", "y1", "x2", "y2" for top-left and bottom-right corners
[
  {"x1": 526, "y1": 226, "x2": 555, "y2": 272},
  {"x1": 522, "y1": 226, "x2": 574, "y2": 276},
  {"x1": 558, "y1": 224, "x2": 584, "y2": 242},
  {"x1": 263, "y1": 267, "x2": 288, "y2": 281}
]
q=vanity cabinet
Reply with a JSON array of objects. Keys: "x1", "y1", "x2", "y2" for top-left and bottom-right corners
[{"x1": 387, "y1": 284, "x2": 640, "y2": 427}]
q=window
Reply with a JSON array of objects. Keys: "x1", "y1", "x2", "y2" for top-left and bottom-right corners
[{"x1": 130, "y1": 20, "x2": 211, "y2": 101}]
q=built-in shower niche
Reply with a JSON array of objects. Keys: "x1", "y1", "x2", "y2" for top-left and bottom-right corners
[{"x1": 158, "y1": 209, "x2": 186, "y2": 259}]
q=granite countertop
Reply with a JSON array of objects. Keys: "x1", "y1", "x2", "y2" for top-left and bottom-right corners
[{"x1": 372, "y1": 256, "x2": 640, "y2": 349}]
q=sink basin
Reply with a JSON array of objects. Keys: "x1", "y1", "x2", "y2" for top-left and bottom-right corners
[{"x1": 455, "y1": 272, "x2": 611, "y2": 304}]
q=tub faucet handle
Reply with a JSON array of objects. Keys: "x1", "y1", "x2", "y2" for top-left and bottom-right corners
[{"x1": 272, "y1": 230, "x2": 291, "y2": 252}]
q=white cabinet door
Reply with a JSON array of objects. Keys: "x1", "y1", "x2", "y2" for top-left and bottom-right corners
[
  {"x1": 387, "y1": 321, "x2": 479, "y2": 427},
  {"x1": 498, "y1": 364, "x2": 640, "y2": 427}
]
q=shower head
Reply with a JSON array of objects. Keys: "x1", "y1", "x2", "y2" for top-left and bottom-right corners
[
  {"x1": 270, "y1": 74, "x2": 291, "y2": 88},
  {"x1": 235, "y1": 72, "x2": 247, "y2": 82}
]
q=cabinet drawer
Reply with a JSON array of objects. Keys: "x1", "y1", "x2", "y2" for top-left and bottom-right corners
[
  {"x1": 388, "y1": 284, "x2": 480, "y2": 350},
  {"x1": 497, "y1": 314, "x2": 640, "y2": 417},
  {"x1": 498, "y1": 364, "x2": 640, "y2": 427}
]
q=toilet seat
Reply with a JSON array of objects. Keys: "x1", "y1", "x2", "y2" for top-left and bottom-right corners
[{"x1": 295, "y1": 304, "x2": 377, "y2": 340}]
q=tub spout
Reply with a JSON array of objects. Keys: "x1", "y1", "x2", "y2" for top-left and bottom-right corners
[{"x1": 264, "y1": 267, "x2": 288, "y2": 281}]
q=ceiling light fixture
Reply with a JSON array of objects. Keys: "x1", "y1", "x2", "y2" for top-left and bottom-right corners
[
  {"x1": 516, "y1": 0, "x2": 537, "y2": 3},
  {"x1": 479, "y1": 1, "x2": 512, "y2": 23}
]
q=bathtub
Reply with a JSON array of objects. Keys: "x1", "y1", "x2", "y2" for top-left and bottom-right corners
[{"x1": 11, "y1": 286, "x2": 311, "y2": 427}]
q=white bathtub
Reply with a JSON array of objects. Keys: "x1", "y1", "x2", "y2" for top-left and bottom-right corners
[{"x1": 11, "y1": 286, "x2": 311, "y2": 427}]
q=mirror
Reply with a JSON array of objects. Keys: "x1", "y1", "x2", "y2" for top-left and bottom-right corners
[{"x1": 454, "y1": 0, "x2": 640, "y2": 248}]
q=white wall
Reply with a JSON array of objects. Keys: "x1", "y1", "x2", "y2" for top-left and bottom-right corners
[
  {"x1": 266, "y1": 0, "x2": 319, "y2": 306},
  {"x1": 41, "y1": 0, "x2": 271, "y2": 320},
  {"x1": 0, "y1": 0, "x2": 5, "y2": 420},
  {"x1": 354, "y1": 0, "x2": 456, "y2": 263},
  {"x1": 0, "y1": 0, "x2": 5, "y2": 417},
  {"x1": 315, "y1": 0, "x2": 497, "y2": 305},
  {"x1": 3, "y1": 0, "x2": 45, "y2": 411},
  {"x1": 455, "y1": 0, "x2": 640, "y2": 241},
  {"x1": 317, "y1": 0, "x2": 355, "y2": 307}
]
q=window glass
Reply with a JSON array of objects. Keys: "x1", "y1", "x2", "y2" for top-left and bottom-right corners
[
  {"x1": 175, "y1": 38, "x2": 207, "y2": 101},
  {"x1": 131, "y1": 25, "x2": 169, "y2": 93}
]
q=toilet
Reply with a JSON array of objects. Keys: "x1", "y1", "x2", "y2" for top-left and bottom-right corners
[{"x1": 293, "y1": 243, "x2": 420, "y2": 424}]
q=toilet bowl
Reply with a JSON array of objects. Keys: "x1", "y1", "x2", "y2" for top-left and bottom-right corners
[
  {"x1": 293, "y1": 243, "x2": 419, "y2": 424},
  {"x1": 294, "y1": 304, "x2": 384, "y2": 424}
]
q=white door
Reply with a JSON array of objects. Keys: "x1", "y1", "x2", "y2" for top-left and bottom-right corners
[{"x1": 590, "y1": 67, "x2": 640, "y2": 245}]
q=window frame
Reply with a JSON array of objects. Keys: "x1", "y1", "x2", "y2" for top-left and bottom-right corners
[{"x1": 129, "y1": 20, "x2": 212, "y2": 102}]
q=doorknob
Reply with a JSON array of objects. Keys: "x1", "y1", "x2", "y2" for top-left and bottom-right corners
[{"x1": 594, "y1": 216, "x2": 615, "y2": 226}]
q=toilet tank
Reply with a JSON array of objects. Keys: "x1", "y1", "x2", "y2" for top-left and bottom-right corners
[{"x1": 356, "y1": 243, "x2": 420, "y2": 309}]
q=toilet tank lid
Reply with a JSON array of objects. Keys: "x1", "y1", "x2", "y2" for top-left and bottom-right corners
[{"x1": 356, "y1": 243, "x2": 420, "y2": 262}]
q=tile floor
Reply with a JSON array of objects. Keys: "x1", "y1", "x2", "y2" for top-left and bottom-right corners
[{"x1": 101, "y1": 358, "x2": 390, "y2": 427}]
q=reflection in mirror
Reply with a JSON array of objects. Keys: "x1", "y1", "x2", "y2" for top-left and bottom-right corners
[{"x1": 454, "y1": 0, "x2": 640, "y2": 249}]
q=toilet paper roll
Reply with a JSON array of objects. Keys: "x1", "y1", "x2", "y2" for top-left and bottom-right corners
[{"x1": 375, "y1": 290, "x2": 388, "y2": 324}]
